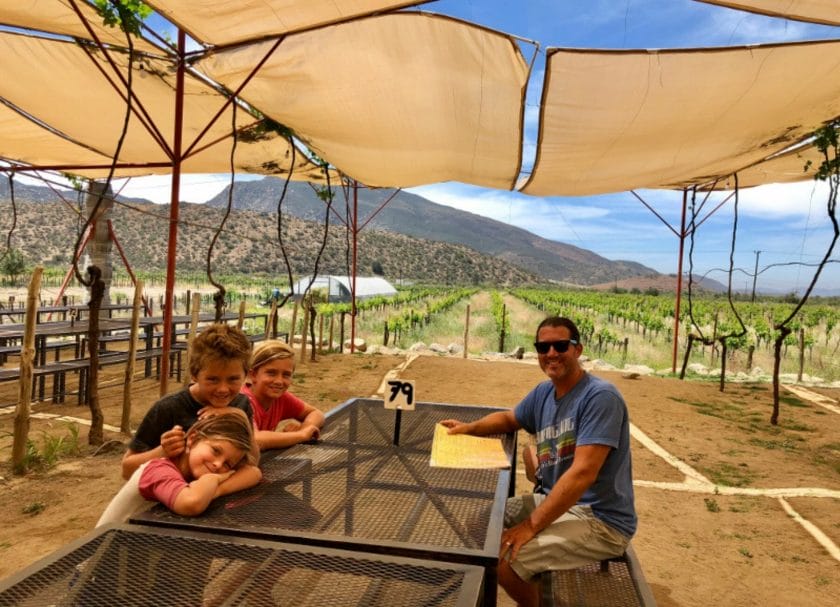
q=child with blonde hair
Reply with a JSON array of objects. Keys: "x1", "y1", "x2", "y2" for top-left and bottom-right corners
[
  {"x1": 242, "y1": 339, "x2": 325, "y2": 450},
  {"x1": 98, "y1": 414, "x2": 261, "y2": 525},
  {"x1": 121, "y1": 323, "x2": 255, "y2": 481}
]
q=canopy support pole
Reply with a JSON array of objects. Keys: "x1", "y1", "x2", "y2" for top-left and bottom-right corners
[
  {"x1": 672, "y1": 190, "x2": 688, "y2": 372},
  {"x1": 349, "y1": 180, "x2": 359, "y2": 352},
  {"x1": 160, "y1": 29, "x2": 186, "y2": 395},
  {"x1": 630, "y1": 187, "x2": 732, "y2": 373}
]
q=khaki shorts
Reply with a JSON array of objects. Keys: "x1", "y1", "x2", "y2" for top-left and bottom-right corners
[{"x1": 504, "y1": 494, "x2": 630, "y2": 581}]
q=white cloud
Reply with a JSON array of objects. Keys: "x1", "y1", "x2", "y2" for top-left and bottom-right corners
[
  {"x1": 703, "y1": 9, "x2": 829, "y2": 46},
  {"x1": 721, "y1": 180, "x2": 829, "y2": 219}
]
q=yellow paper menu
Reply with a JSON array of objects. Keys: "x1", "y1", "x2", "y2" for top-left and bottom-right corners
[{"x1": 430, "y1": 423, "x2": 510, "y2": 469}]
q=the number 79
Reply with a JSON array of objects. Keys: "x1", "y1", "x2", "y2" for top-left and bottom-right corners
[{"x1": 388, "y1": 380, "x2": 414, "y2": 405}]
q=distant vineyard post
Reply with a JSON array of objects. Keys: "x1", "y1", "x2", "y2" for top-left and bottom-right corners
[{"x1": 463, "y1": 304, "x2": 470, "y2": 358}]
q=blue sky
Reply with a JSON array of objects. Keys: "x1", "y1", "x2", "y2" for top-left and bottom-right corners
[{"x1": 114, "y1": 1, "x2": 840, "y2": 295}]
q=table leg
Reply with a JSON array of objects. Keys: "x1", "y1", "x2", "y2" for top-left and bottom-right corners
[{"x1": 482, "y1": 564, "x2": 498, "y2": 606}]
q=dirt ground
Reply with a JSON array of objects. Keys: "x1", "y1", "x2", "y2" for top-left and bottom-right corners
[{"x1": 0, "y1": 351, "x2": 838, "y2": 606}]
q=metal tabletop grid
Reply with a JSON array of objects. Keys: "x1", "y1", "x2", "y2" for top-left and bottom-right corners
[
  {"x1": 0, "y1": 525, "x2": 484, "y2": 607},
  {"x1": 133, "y1": 399, "x2": 515, "y2": 566}
]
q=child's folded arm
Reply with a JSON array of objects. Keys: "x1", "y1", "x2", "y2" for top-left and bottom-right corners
[
  {"x1": 171, "y1": 472, "x2": 235, "y2": 516},
  {"x1": 214, "y1": 464, "x2": 262, "y2": 498}
]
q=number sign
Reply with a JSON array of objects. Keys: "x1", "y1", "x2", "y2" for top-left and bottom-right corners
[{"x1": 385, "y1": 380, "x2": 415, "y2": 410}]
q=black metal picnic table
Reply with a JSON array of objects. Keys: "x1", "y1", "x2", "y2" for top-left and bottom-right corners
[
  {"x1": 133, "y1": 397, "x2": 517, "y2": 606},
  {"x1": 0, "y1": 524, "x2": 485, "y2": 606}
]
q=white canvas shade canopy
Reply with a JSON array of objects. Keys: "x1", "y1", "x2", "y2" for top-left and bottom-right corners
[
  {"x1": 143, "y1": 0, "x2": 433, "y2": 47},
  {"x1": 521, "y1": 39, "x2": 840, "y2": 196},
  {"x1": 695, "y1": 0, "x2": 840, "y2": 26},
  {"x1": 197, "y1": 13, "x2": 529, "y2": 189},
  {"x1": 1, "y1": 4, "x2": 528, "y2": 189},
  {"x1": 0, "y1": 30, "x2": 332, "y2": 181}
]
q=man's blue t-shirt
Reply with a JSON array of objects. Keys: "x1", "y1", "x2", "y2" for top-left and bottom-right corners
[{"x1": 514, "y1": 373, "x2": 637, "y2": 538}]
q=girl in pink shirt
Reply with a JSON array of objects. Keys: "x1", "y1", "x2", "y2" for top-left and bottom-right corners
[
  {"x1": 241, "y1": 339, "x2": 325, "y2": 450},
  {"x1": 98, "y1": 414, "x2": 260, "y2": 526}
]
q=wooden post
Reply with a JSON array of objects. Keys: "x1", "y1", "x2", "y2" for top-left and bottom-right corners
[
  {"x1": 498, "y1": 304, "x2": 507, "y2": 352},
  {"x1": 12, "y1": 267, "x2": 42, "y2": 473},
  {"x1": 86, "y1": 266, "x2": 106, "y2": 445},
  {"x1": 798, "y1": 328, "x2": 805, "y2": 382},
  {"x1": 318, "y1": 314, "x2": 325, "y2": 354},
  {"x1": 266, "y1": 299, "x2": 278, "y2": 339},
  {"x1": 340, "y1": 311, "x2": 346, "y2": 353},
  {"x1": 329, "y1": 314, "x2": 335, "y2": 352},
  {"x1": 237, "y1": 300, "x2": 246, "y2": 330},
  {"x1": 185, "y1": 289, "x2": 191, "y2": 315},
  {"x1": 711, "y1": 311, "x2": 719, "y2": 364},
  {"x1": 290, "y1": 298, "x2": 300, "y2": 348},
  {"x1": 463, "y1": 304, "x2": 470, "y2": 359},
  {"x1": 185, "y1": 293, "x2": 201, "y2": 386},
  {"x1": 300, "y1": 296, "x2": 310, "y2": 363},
  {"x1": 121, "y1": 280, "x2": 143, "y2": 434}
]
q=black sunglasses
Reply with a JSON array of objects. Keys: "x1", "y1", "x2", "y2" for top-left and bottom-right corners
[{"x1": 534, "y1": 340, "x2": 578, "y2": 354}]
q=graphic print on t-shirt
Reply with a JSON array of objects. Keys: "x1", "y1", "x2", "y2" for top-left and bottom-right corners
[{"x1": 536, "y1": 414, "x2": 575, "y2": 474}]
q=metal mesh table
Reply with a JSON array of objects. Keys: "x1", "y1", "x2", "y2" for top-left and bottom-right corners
[
  {"x1": 0, "y1": 524, "x2": 483, "y2": 607},
  {"x1": 133, "y1": 398, "x2": 516, "y2": 605}
]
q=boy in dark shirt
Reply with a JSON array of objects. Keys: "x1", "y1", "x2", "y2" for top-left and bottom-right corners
[{"x1": 121, "y1": 323, "x2": 259, "y2": 497}]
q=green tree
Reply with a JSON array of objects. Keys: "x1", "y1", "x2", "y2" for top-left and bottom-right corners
[{"x1": 1, "y1": 248, "x2": 26, "y2": 285}]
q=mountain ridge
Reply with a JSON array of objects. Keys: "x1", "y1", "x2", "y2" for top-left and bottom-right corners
[{"x1": 205, "y1": 178, "x2": 661, "y2": 286}]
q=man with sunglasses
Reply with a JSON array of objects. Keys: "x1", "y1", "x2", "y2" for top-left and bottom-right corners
[{"x1": 441, "y1": 316, "x2": 635, "y2": 607}]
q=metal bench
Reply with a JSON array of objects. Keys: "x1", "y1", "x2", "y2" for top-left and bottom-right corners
[{"x1": 540, "y1": 544, "x2": 656, "y2": 606}]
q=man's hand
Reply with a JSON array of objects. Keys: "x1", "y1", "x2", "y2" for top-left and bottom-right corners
[
  {"x1": 440, "y1": 419, "x2": 471, "y2": 435},
  {"x1": 499, "y1": 518, "x2": 538, "y2": 562},
  {"x1": 160, "y1": 425, "x2": 186, "y2": 458}
]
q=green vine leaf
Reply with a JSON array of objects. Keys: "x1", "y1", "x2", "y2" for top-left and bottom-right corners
[{"x1": 93, "y1": 0, "x2": 151, "y2": 37}]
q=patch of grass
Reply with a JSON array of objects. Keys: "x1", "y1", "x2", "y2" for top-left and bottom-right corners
[
  {"x1": 748, "y1": 437, "x2": 798, "y2": 452},
  {"x1": 791, "y1": 555, "x2": 810, "y2": 563},
  {"x1": 815, "y1": 576, "x2": 830, "y2": 587},
  {"x1": 728, "y1": 499, "x2": 754, "y2": 513},
  {"x1": 701, "y1": 462, "x2": 757, "y2": 487},
  {"x1": 779, "y1": 395, "x2": 808, "y2": 408},
  {"x1": 0, "y1": 542, "x2": 11, "y2": 550},
  {"x1": 13, "y1": 423, "x2": 81, "y2": 474},
  {"x1": 22, "y1": 502, "x2": 46, "y2": 516},
  {"x1": 676, "y1": 541, "x2": 692, "y2": 549},
  {"x1": 811, "y1": 448, "x2": 840, "y2": 475},
  {"x1": 738, "y1": 547, "x2": 753, "y2": 559},
  {"x1": 703, "y1": 498, "x2": 720, "y2": 513},
  {"x1": 780, "y1": 420, "x2": 816, "y2": 432}
]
